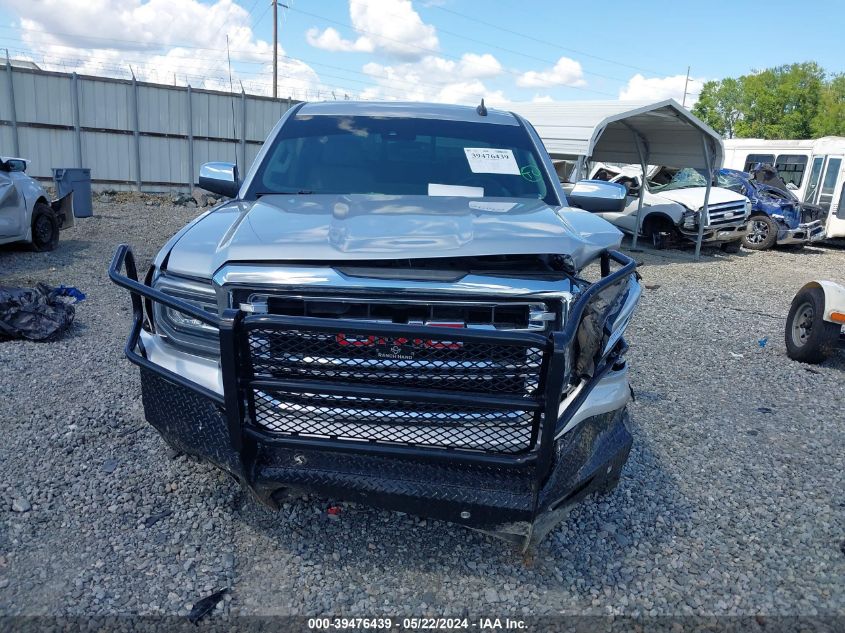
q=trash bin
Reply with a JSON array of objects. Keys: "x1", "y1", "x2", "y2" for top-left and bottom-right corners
[{"x1": 52, "y1": 168, "x2": 93, "y2": 218}]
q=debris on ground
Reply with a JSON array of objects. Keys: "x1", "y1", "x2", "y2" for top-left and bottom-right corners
[
  {"x1": 187, "y1": 587, "x2": 229, "y2": 624},
  {"x1": 144, "y1": 509, "x2": 173, "y2": 528},
  {"x1": 0, "y1": 284, "x2": 84, "y2": 341},
  {"x1": 11, "y1": 498, "x2": 31, "y2": 513}
]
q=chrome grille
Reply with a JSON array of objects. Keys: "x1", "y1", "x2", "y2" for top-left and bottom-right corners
[{"x1": 707, "y1": 201, "x2": 747, "y2": 226}]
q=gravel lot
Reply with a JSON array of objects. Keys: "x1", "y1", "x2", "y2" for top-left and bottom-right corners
[{"x1": 1, "y1": 196, "x2": 843, "y2": 620}]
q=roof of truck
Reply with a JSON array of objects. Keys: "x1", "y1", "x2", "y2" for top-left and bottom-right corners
[{"x1": 297, "y1": 101, "x2": 520, "y2": 126}]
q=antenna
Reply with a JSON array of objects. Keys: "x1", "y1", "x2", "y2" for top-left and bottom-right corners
[
  {"x1": 226, "y1": 35, "x2": 239, "y2": 175},
  {"x1": 476, "y1": 98, "x2": 487, "y2": 117}
]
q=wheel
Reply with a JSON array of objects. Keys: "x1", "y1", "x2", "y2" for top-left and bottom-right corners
[
  {"x1": 785, "y1": 286, "x2": 841, "y2": 363},
  {"x1": 720, "y1": 240, "x2": 742, "y2": 254},
  {"x1": 30, "y1": 203, "x2": 60, "y2": 251},
  {"x1": 641, "y1": 217, "x2": 673, "y2": 250},
  {"x1": 743, "y1": 215, "x2": 777, "y2": 250}
]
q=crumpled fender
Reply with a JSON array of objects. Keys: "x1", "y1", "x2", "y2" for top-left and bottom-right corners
[
  {"x1": 51, "y1": 191, "x2": 75, "y2": 230},
  {"x1": 799, "y1": 280, "x2": 845, "y2": 323}
]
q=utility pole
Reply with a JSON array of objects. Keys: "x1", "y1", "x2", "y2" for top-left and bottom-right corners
[
  {"x1": 272, "y1": 2, "x2": 289, "y2": 99},
  {"x1": 272, "y1": 0, "x2": 278, "y2": 99},
  {"x1": 682, "y1": 66, "x2": 690, "y2": 107}
]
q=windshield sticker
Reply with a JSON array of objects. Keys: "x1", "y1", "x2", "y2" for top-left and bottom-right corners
[
  {"x1": 428, "y1": 183, "x2": 484, "y2": 197},
  {"x1": 463, "y1": 148, "x2": 520, "y2": 175},
  {"x1": 469, "y1": 201, "x2": 517, "y2": 212},
  {"x1": 520, "y1": 165, "x2": 542, "y2": 182}
]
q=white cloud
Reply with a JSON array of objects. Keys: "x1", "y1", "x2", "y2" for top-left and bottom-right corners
[
  {"x1": 360, "y1": 54, "x2": 506, "y2": 105},
  {"x1": 457, "y1": 53, "x2": 502, "y2": 79},
  {"x1": 516, "y1": 57, "x2": 585, "y2": 88},
  {"x1": 3, "y1": 0, "x2": 325, "y2": 99},
  {"x1": 305, "y1": 27, "x2": 374, "y2": 53},
  {"x1": 531, "y1": 94, "x2": 555, "y2": 103},
  {"x1": 619, "y1": 73, "x2": 705, "y2": 105},
  {"x1": 307, "y1": 0, "x2": 439, "y2": 59}
]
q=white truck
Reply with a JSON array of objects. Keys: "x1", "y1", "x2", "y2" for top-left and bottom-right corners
[{"x1": 577, "y1": 163, "x2": 751, "y2": 251}]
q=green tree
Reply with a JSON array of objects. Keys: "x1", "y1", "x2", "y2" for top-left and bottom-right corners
[
  {"x1": 812, "y1": 74, "x2": 845, "y2": 136},
  {"x1": 692, "y1": 78, "x2": 743, "y2": 138},
  {"x1": 736, "y1": 63, "x2": 825, "y2": 139},
  {"x1": 691, "y1": 62, "x2": 838, "y2": 140}
]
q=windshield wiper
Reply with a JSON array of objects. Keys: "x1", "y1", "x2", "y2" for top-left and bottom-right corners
[{"x1": 255, "y1": 190, "x2": 314, "y2": 197}]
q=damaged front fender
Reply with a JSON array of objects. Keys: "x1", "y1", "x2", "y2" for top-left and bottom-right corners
[{"x1": 51, "y1": 191, "x2": 74, "y2": 230}]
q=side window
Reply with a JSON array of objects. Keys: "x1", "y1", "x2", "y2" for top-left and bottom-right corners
[
  {"x1": 803, "y1": 156, "x2": 825, "y2": 203},
  {"x1": 775, "y1": 154, "x2": 808, "y2": 187},
  {"x1": 817, "y1": 157, "x2": 842, "y2": 212},
  {"x1": 836, "y1": 182, "x2": 845, "y2": 220},
  {"x1": 744, "y1": 153, "x2": 775, "y2": 171}
]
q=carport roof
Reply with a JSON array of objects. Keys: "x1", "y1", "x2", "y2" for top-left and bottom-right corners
[{"x1": 507, "y1": 99, "x2": 723, "y2": 169}]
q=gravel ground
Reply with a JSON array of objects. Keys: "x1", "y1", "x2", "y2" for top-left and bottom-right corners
[{"x1": 0, "y1": 196, "x2": 843, "y2": 620}]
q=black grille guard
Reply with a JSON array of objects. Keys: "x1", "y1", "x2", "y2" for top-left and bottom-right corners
[{"x1": 109, "y1": 244, "x2": 637, "y2": 478}]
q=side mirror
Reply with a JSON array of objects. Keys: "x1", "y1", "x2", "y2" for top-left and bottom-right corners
[
  {"x1": 198, "y1": 162, "x2": 239, "y2": 198},
  {"x1": 567, "y1": 180, "x2": 627, "y2": 213},
  {"x1": 3, "y1": 158, "x2": 27, "y2": 173}
]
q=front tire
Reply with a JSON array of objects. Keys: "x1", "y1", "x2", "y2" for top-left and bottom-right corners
[
  {"x1": 785, "y1": 286, "x2": 841, "y2": 363},
  {"x1": 743, "y1": 215, "x2": 777, "y2": 250},
  {"x1": 30, "y1": 203, "x2": 60, "y2": 251}
]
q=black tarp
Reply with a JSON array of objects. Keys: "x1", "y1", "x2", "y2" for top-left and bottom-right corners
[{"x1": 0, "y1": 284, "x2": 83, "y2": 341}]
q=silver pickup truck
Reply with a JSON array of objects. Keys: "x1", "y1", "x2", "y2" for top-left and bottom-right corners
[{"x1": 110, "y1": 101, "x2": 642, "y2": 549}]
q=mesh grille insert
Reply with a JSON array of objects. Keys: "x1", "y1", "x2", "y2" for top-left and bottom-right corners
[
  {"x1": 241, "y1": 321, "x2": 549, "y2": 454},
  {"x1": 251, "y1": 388, "x2": 538, "y2": 454},
  {"x1": 247, "y1": 327, "x2": 545, "y2": 396}
]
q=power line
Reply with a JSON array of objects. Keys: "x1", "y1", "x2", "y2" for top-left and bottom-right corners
[
  {"x1": 348, "y1": 0, "x2": 631, "y2": 84},
  {"x1": 425, "y1": 2, "x2": 676, "y2": 77},
  {"x1": 284, "y1": 5, "x2": 618, "y2": 97},
  {"x1": 0, "y1": 31, "x2": 476, "y2": 97}
]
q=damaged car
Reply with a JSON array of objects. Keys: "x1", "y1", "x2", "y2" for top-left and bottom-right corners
[
  {"x1": 0, "y1": 157, "x2": 74, "y2": 251},
  {"x1": 109, "y1": 101, "x2": 642, "y2": 549},
  {"x1": 718, "y1": 166, "x2": 827, "y2": 250},
  {"x1": 585, "y1": 163, "x2": 750, "y2": 252}
]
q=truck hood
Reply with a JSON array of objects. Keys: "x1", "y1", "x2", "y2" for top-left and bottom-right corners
[
  {"x1": 163, "y1": 194, "x2": 623, "y2": 278},
  {"x1": 656, "y1": 187, "x2": 746, "y2": 209}
]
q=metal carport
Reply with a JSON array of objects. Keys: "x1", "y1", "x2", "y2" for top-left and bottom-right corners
[{"x1": 509, "y1": 99, "x2": 724, "y2": 258}]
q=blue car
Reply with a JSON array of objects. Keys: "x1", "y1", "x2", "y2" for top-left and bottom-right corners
[{"x1": 718, "y1": 167, "x2": 827, "y2": 250}]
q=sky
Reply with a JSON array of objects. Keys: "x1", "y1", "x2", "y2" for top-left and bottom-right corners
[{"x1": 0, "y1": 0, "x2": 843, "y2": 106}]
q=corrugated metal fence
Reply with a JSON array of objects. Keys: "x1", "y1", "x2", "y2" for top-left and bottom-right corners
[{"x1": 1, "y1": 63, "x2": 299, "y2": 191}]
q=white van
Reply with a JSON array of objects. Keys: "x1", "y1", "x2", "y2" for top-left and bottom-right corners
[{"x1": 723, "y1": 137, "x2": 845, "y2": 238}]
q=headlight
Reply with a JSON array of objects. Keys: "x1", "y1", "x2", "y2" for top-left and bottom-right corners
[
  {"x1": 745, "y1": 200, "x2": 752, "y2": 217},
  {"x1": 152, "y1": 274, "x2": 220, "y2": 357},
  {"x1": 682, "y1": 209, "x2": 697, "y2": 229}
]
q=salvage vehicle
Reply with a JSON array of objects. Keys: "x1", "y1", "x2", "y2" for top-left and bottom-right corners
[
  {"x1": 717, "y1": 167, "x2": 826, "y2": 250},
  {"x1": 584, "y1": 163, "x2": 750, "y2": 251},
  {"x1": 110, "y1": 101, "x2": 642, "y2": 549},
  {"x1": 786, "y1": 281, "x2": 845, "y2": 363},
  {"x1": 723, "y1": 136, "x2": 845, "y2": 239},
  {"x1": 0, "y1": 157, "x2": 74, "y2": 251}
]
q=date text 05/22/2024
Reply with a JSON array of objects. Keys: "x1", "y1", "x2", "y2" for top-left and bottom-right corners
[{"x1": 307, "y1": 617, "x2": 527, "y2": 630}]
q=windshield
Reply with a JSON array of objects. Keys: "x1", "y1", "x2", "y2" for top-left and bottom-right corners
[
  {"x1": 649, "y1": 168, "x2": 709, "y2": 192},
  {"x1": 246, "y1": 113, "x2": 557, "y2": 204}
]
